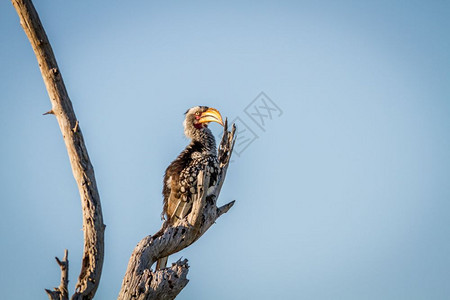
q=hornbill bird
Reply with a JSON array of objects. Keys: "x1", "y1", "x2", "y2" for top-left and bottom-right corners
[{"x1": 156, "y1": 106, "x2": 224, "y2": 270}]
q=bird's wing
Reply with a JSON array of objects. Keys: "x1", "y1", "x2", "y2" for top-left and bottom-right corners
[{"x1": 168, "y1": 185, "x2": 193, "y2": 221}]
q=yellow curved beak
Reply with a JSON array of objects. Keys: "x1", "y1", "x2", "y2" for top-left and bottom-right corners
[{"x1": 198, "y1": 107, "x2": 224, "y2": 126}]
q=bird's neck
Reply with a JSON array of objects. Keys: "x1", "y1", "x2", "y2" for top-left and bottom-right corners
[{"x1": 190, "y1": 127, "x2": 216, "y2": 155}]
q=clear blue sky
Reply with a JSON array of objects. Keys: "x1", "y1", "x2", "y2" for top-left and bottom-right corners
[{"x1": 1, "y1": 1, "x2": 449, "y2": 299}]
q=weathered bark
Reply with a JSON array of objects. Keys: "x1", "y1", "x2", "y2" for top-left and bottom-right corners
[
  {"x1": 118, "y1": 121, "x2": 236, "y2": 300},
  {"x1": 11, "y1": 1, "x2": 105, "y2": 299}
]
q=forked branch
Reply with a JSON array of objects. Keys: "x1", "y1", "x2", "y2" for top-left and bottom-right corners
[{"x1": 45, "y1": 249, "x2": 69, "y2": 300}]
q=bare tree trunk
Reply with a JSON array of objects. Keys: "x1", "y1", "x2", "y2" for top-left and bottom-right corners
[
  {"x1": 11, "y1": 1, "x2": 105, "y2": 299},
  {"x1": 118, "y1": 122, "x2": 236, "y2": 300}
]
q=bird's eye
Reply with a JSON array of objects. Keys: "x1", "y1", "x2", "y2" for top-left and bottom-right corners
[{"x1": 195, "y1": 112, "x2": 200, "y2": 116}]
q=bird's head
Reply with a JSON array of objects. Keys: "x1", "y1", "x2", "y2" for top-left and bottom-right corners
[{"x1": 183, "y1": 106, "x2": 224, "y2": 140}]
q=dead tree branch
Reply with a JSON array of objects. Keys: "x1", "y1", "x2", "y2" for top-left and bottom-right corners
[
  {"x1": 11, "y1": 1, "x2": 105, "y2": 299},
  {"x1": 118, "y1": 121, "x2": 236, "y2": 300},
  {"x1": 45, "y1": 249, "x2": 69, "y2": 300}
]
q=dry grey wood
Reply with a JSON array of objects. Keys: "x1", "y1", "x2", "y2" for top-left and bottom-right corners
[
  {"x1": 45, "y1": 249, "x2": 69, "y2": 300},
  {"x1": 11, "y1": 1, "x2": 105, "y2": 299},
  {"x1": 118, "y1": 121, "x2": 236, "y2": 300}
]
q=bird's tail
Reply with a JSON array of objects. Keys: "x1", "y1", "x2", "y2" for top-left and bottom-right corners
[{"x1": 156, "y1": 256, "x2": 168, "y2": 270}]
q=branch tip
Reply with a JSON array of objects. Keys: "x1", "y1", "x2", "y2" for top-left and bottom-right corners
[
  {"x1": 45, "y1": 288, "x2": 60, "y2": 300},
  {"x1": 218, "y1": 200, "x2": 235, "y2": 216},
  {"x1": 55, "y1": 256, "x2": 62, "y2": 266},
  {"x1": 72, "y1": 120, "x2": 79, "y2": 133},
  {"x1": 43, "y1": 109, "x2": 54, "y2": 115}
]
